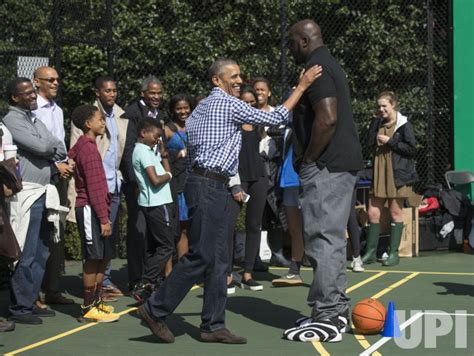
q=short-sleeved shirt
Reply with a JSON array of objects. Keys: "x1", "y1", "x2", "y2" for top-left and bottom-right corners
[
  {"x1": 292, "y1": 46, "x2": 363, "y2": 173},
  {"x1": 132, "y1": 142, "x2": 173, "y2": 207}
]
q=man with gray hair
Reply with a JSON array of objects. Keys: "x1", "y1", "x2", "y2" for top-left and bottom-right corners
[
  {"x1": 121, "y1": 75, "x2": 168, "y2": 294},
  {"x1": 136, "y1": 58, "x2": 321, "y2": 344}
]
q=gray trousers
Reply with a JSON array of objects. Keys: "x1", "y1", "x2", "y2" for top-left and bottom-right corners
[{"x1": 299, "y1": 163, "x2": 357, "y2": 320}]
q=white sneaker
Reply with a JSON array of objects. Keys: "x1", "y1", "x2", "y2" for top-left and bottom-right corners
[
  {"x1": 378, "y1": 252, "x2": 389, "y2": 262},
  {"x1": 351, "y1": 256, "x2": 365, "y2": 272}
]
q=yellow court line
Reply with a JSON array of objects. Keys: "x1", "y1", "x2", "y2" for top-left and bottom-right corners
[
  {"x1": 311, "y1": 272, "x2": 387, "y2": 355},
  {"x1": 371, "y1": 272, "x2": 420, "y2": 300},
  {"x1": 347, "y1": 272, "x2": 387, "y2": 293},
  {"x1": 5, "y1": 307, "x2": 138, "y2": 355},
  {"x1": 6, "y1": 283, "x2": 201, "y2": 355},
  {"x1": 312, "y1": 341, "x2": 331, "y2": 356},
  {"x1": 364, "y1": 269, "x2": 474, "y2": 276},
  {"x1": 271, "y1": 266, "x2": 474, "y2": 276},
  {"x1": 352, "y1": 272, "x2": 420, "y2": 356}
]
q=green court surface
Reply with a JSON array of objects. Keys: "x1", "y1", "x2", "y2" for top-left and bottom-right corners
[{"x1": 1, "y1": 251, "x2": 473, "y2": 355}]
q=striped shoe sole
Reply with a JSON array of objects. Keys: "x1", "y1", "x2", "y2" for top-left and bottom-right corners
[{"x1": 283, "y1": 321, "x2": 342, "y2": 342}]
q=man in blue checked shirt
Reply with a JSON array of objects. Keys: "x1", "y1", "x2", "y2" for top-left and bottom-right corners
[{"x1": 137, "y1": 58, "x2": 322, "y2": 344}]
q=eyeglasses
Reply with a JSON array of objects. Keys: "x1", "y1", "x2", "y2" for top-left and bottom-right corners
[
  {"x1": 17, "y1": 90, "x2": 37, "y2": 97},
  {"x1": 36, "y1": 77, "x2": 59, "y2": 83}
]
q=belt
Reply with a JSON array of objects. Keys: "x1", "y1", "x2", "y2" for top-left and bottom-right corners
[{"x1": 192, "y1": 167, "x2": 229, "y2": 184}]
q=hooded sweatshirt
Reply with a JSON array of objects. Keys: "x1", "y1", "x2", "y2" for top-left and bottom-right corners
[{"x1": 69, "y1": 135, "x2": 110, "y2": 224}]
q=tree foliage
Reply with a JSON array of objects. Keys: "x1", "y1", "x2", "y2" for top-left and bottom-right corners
[
  {"x1": 1, "y1": 0, "x2": 449, "y2": 173},
  {"x1": 0, "y1": 0, "x2": 450, "y2": 259}
]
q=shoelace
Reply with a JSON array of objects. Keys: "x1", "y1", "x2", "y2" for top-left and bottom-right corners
[{"x1": 94, "y1": 300, "x2": 112, "y2": 313}]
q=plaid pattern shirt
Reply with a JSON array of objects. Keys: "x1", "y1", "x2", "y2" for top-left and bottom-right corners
[
  {"x1": 186, "y1": 87, "x2": 290, "y2": 176},
  {"x1": 69, "y1": 136, "x2": 111, "y2": 224}
]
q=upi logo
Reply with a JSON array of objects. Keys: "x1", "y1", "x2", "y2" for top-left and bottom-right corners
[{"x1": 395, "y1": 310, "x2": 468, "y2": 349}]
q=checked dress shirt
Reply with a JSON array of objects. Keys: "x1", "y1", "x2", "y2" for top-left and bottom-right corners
[{"x1": 186, "y1": 87, "x2": 290, "y2": 177}]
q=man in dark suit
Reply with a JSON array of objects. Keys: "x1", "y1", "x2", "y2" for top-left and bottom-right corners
[{"x1": 121, "y1": 76, "x2": 167, "y2": 293}]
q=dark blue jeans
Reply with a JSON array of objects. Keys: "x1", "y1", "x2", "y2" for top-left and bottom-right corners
[
  {"x1": 145, "y1": 173, "x2": 231, "y2": 332},
  {"x1": 10, "y1": 194, "x2": 50, "y2": 316}
]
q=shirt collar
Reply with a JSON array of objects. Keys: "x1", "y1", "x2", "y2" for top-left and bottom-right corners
[
  {"x1": 136, "y1": 142, "x2": 154, "y2": 151},
  {"x1": 139, "y1": 99, "x2": 158, "y2": 118},
  {"x1": 36, "y1": 94, "x2": 55, "y2": 109}
]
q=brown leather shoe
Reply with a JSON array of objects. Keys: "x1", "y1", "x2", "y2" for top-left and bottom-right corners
[
  {"x1": 0, "y1": 318, "x2": 15, "y2": 332},
  {"x1": 44, "y1": 294, "x2": 75, "y2": 305},
  {"x1": 137, "y1": 305, "x2": 174, "y2": 343},
  {"x1": 200, "y1": 328, "x2": 247, "y2": 344}
]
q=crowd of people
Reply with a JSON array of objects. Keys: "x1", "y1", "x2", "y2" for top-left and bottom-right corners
[{"x1": 0, "y1": 19, "x2": 418, "y2": 344}]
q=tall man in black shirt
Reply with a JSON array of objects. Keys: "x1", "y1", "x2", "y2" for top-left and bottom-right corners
[{"x1": 283, "y1": 20, "x2": 363, "y2": 343}]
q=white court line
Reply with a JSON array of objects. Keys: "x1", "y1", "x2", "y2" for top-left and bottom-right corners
[
  {"x1": 424, "y1": 312, "x2": 474, "y2": 316},
  {"x1": 360, "y1": 312, "x2": 474, "y2": 356},
  {"x1": 360, "y1": 312, "x2": 424, "y2": 356}
]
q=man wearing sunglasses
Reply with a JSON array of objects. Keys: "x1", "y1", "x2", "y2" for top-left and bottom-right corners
[{"x1": 32, "y1": 66, "x2": 75, "y2": 307}]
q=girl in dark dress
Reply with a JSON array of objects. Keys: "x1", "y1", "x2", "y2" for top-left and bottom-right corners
[{"x1": 164, "y1": 94, "x2": 192, "y2": 263}]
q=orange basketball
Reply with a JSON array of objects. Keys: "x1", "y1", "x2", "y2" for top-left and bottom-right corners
[{"x1": 351, "y1": 298, "x2": 386, "y2": 334}]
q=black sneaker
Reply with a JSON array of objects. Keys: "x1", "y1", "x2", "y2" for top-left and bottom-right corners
[
  {"x1": 240, "y1": 278, "x2": 263, "y2": 291},
  {"x1": 284, "y1": 318, "x2": 342, "y2": 342},
  {"x1": 227, "y1": 282, "x2": 236, "y2": 295},
  {"x1": 337, "y1": 309, "x2": 351, "y2": 333},
  {"x1": 295, "y1": 312, "x2": 350, "y2": 333},
  {"x1": 33, "y1": 306, "x2": 56, "y2": 317},
  {"x1": 9, "y1": 314, "x2": 42, "y2": 325},
  {"x1": 132, "y1": 283, "x2": 153, "y2": 304}
]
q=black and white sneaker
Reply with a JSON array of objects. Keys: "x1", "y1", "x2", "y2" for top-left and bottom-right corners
[
  {"x1": 240, "y1": 279, "x2": 263, "y2": 291},
  {"x1": 283, "y1": 318, "x2": 342, "y2": 342},
  {"x1": 295, "y1": 311, "x2": 350, "y2": 333},
  {"x1": 227, "y1": 282, "x2": 236, "y2": 295}
]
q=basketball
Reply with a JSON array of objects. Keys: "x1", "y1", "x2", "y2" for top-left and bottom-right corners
[{"x1": 351, "y1": 298, "x2": 386, "y2": 334}]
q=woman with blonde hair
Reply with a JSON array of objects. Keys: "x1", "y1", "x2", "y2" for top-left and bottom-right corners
[{"x1": 362, "y1": 91, "x2": 418, "y2": 266}]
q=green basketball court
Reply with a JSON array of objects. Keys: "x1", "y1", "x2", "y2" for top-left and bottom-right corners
[{"x1": 1, "y1": 251, "x2": 472, "y2": 355}]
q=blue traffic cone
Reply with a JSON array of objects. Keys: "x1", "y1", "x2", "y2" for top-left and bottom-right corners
[{"x1": 381, "y1": 301, "x2": 401, "y2": 337}]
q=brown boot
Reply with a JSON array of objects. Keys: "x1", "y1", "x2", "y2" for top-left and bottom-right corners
[
  {"x1": 200, "y1": 328, "x2": 247, "y2": 344},
  {"x1": 137, "y1": 305, "x2": 174, "y2": 343}
]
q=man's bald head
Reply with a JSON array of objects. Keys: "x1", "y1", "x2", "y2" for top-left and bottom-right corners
[
  {"x1": 289, "y1": 20, "x2": 322, "y2": 42},
  {"x1": 287, "y1": 19, "x2": 324, "y2": 64},
  {"x1": 33, "y1": 66, "x2": 59, "y2": 100}
]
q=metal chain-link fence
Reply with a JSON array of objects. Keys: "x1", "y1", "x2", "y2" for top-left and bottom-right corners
[{"x1": 1, "y1": 0, "x2": 451, "y2": 189}]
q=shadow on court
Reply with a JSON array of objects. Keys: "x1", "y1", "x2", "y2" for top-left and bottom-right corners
[
  {"x1": 225, "y1": 296, "x2": 306, "y2": 329},
  {"x1": 433, "y1": 282, "x2": 474, "y2": 297},
  {"x1": 129, "y1": 310, "x2": 201, "y2": 342}
]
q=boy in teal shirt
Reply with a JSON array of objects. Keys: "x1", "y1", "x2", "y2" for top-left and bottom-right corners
[{"x1": 132, "y1": 118, "x2": 175, "y2": 302}]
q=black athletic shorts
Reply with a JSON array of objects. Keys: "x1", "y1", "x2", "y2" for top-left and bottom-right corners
[{"x1": 76, "y1": 205, "x2": 114, "y2": 260}]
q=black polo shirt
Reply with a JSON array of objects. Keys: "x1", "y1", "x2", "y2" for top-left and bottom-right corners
[{"x1": 293, "y1": 46, "x2": 363, "y2": 173}]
